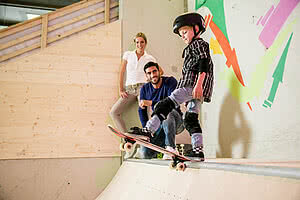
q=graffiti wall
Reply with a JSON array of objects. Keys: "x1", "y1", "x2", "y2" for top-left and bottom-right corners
[{"x1": 188, "y1": 0, "x2": 300, "y2": 159}]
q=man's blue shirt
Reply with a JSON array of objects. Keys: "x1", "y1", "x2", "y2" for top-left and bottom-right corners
[{"x1": 138, "y1": 76, "x2": 177, "y2": 127}]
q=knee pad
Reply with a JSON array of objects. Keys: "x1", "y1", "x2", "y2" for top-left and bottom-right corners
[
  {"x1": 151, "y1": 97, "x2": 176, "y2": 121},
  {"x1": 184, "y1": 112, "x2": 202, "y2": 135}
]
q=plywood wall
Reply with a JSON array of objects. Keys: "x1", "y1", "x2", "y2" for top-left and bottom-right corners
[{"x1": 0, "y1": 21, "x2": 122, "y2": 159}]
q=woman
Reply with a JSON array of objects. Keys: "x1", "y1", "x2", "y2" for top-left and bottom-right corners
[{"x1": 110, "y1": 32, "x2": 162, "y2": 133}]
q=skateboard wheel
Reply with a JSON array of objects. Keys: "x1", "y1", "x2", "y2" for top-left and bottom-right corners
[
  {"x1": 124, "y1": 142, "x2": 133, "y2": 152},
  {"x1": 169, "y1": 162, "x2": 176, "y2": 169},
  {"x1": 176, "y1": 162, "x2": 186, "y2": 171},
  {"x1": 119, "y1": 143, "x2": 125, "y2": 151}
]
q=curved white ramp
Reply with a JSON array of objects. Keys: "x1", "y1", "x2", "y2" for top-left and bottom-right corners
[{"x1": 96, "y1": 160, "x2": 300, "y2": 200}]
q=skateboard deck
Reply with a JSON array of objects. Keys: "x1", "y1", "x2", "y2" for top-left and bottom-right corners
[{"x1": 108, "y1": 124, "x2": 202, "y2": 171}]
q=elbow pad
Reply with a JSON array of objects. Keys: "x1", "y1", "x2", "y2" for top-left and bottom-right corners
[{"x1": 198, "y1": 58, "x2": 209, "y2": 73}]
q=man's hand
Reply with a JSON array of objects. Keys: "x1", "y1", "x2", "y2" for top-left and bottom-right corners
[{"x1": 139, "y1": 100, "x2": 152, "y2": 109}]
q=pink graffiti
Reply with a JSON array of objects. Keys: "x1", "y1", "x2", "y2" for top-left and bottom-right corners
[
  {"x1": 260, "y1": 5, "x2": 274, "y2": 26},
  {"x1": 256, "y1": 16, "x2": 262, "y2": 26},
  {"x1": 259, "y1": 0, "x2": 299, "y2": 48}
]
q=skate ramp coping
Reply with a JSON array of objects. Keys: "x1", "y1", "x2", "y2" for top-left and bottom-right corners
[{"x1": 96, "y1": 159, "x2": 300, "y2": 200}]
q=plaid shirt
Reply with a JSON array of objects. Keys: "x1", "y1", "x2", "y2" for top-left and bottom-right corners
[{"x1": 176, "y1": 38, "x2": 214, "y2": 102}]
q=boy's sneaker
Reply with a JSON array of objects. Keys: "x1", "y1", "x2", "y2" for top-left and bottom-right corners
[
  {"x1": 185, "y1": 147, "x2": 205, "y2": 161},
  {"x1": 163, "y1": 146, "x2": 178, "y2": 160},
  {"x1": 128, "y1": 127, "x2": 153, "y2": 138}
]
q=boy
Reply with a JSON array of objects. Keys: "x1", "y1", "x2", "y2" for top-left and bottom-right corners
[{"x1": 131, "y1": 12, "x2": 214, "y2": 160}]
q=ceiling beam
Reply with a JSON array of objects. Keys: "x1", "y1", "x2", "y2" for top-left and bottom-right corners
[
  {"x1": 0, "y1": 0, "x2": 80, "y2": 10},
  {"x1": 0, "y1": 3, "x2": 56, "y2": 11},
  {"x1": 0, "y1": 19, "x2": 21, "y2": 26}
]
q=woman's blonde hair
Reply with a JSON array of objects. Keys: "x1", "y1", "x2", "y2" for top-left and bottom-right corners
[{"x1": 134, "y1": 32, "x2": 147, "y2": 44}]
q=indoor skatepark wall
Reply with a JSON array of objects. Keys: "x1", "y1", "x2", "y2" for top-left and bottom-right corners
[
  {"x1": 0, "y1": 0, "x2": 121, "y2": 160},
  {"x1": 0, "y1": 1, "x2": 122, "y2": 199},
  {"x1": 97, "y1": 160, "x2": 300, "y2": 200},
  {"x1": 0, "y1": 18, "x2": 122, "y2": 200},
  {"x1": 187, "y1": 0, "x2": 300, "y2": 160},
  {"x1": 120, "y1": 0, "x2": 300, "y2": 160}
]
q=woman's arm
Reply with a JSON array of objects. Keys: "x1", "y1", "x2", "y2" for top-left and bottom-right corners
[
  {"x1": 119, "y1": 59, "x2": 128, "y2": 98},
  {"x1": 158, "y1": 64, "x2": 164, "y2": 76}
]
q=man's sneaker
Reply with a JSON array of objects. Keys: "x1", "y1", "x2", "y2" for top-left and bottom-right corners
[
  {"x1": 128, "y1": 126, "x2": 153, "y2": 138},
  {"x1": 185, "y1": 147, "x2": 205, "y2": 161},
  {"x1": 163, "y1": 146, "x2": 178, "y2": 160}
]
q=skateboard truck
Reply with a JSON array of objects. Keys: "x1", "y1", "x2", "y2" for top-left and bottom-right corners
[
  {"x1": 120, "y1": 134, "x2": 150, "y2": 152},
  {"x1": 169, "y1": 156, "x2": 187, "y2": 171},
  {"x1": 120, "y1": 138, "x2": 136, "y2": 152}
]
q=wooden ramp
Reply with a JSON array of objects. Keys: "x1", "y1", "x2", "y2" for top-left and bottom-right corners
[{"x1": 96, "y1": 159, "x2": 300, "y2": 200}]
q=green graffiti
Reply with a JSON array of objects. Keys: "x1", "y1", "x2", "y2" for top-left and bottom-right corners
[
  {"x1": 220, "y1": 19, "x2": 297, "y2": 103},
  {"x1": 195, "y1": 0, "x2": 229, "y2": 41},
  {"x1": 263, "y1": 33, "x2": 293, "y2": 108}
]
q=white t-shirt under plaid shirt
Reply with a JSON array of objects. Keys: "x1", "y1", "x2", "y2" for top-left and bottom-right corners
[{"x1": 176, "y1": 38, "x2": 214, "y2": 103}]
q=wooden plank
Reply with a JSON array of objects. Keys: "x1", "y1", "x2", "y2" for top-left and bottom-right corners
[
  {"x1": 105, "y1": 0, "x2": 111, "y2": 24},
  {"x1": 41, "y1": 15, "x2": 48, "y2": 49},
  {"x1": 2, "y1": 54, "x2": 120, "y2": 72},
  {"x1": 48, "y1": 0, "x2": 104, "y2": 21},
  {"x1": 48, "y1": 18, "x2": 103, "y2": 44},
  {"x1": 0, "y1": 30, "x2": 41, "y2": 51},
  {"x1": 41, "y1": 15, "x2": 49, "y2": 49},
  {"x1": 0, "y1": 0, "x2": 102, "y2": 39},
  {"x1": 48, "y1": 7, "x2": 105, "y2": 33},
  {"x1": 0, "y1": 12, "x2": 118, "y2": 63},
  {"x1": 47, "y1": 12, "x2": 118, "y2": 45},
  {"x1": 0, "y1": 2, "x2": 119, "y2": 52},
  {"x1": 0, "y1": 43, "x2": 40, "y2": 63},
  {"x1": 0, "y1": 18, "x2": 42, "y2": 39},
  {"x1": 48, "y1": 2, "x2": 118, "y2": 33},
  {"x1": 0, "y1": 6, "x2": 118, "y2": 62}
]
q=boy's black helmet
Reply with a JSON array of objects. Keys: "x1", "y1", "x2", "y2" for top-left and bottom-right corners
[{"x1": 173, "y1": 12, "x2": 206, "y2": 37}]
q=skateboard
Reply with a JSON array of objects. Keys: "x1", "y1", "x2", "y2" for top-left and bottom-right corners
[{"x1": 108, "y1": 124, "x2": 202, "y2": 171}]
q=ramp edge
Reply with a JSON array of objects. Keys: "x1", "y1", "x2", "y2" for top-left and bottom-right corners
[{"x1": 127, "y1": 159, "x2": 300, "y2": 180}]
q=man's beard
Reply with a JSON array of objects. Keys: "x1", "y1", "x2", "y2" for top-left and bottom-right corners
[{"x1": 151, "y1": 76, "x2": 161, "y2": 85}]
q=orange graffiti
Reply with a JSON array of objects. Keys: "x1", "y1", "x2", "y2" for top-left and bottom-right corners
[
  {"x1": 204, "y1": 15, "x2": 212, "y2": 29},
  {"x1": 208, "y1": 15, "x2": 245, "y2": 87},
  {"x1": 247, "y1": 102, "x2": 253, "y2": 111}
]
